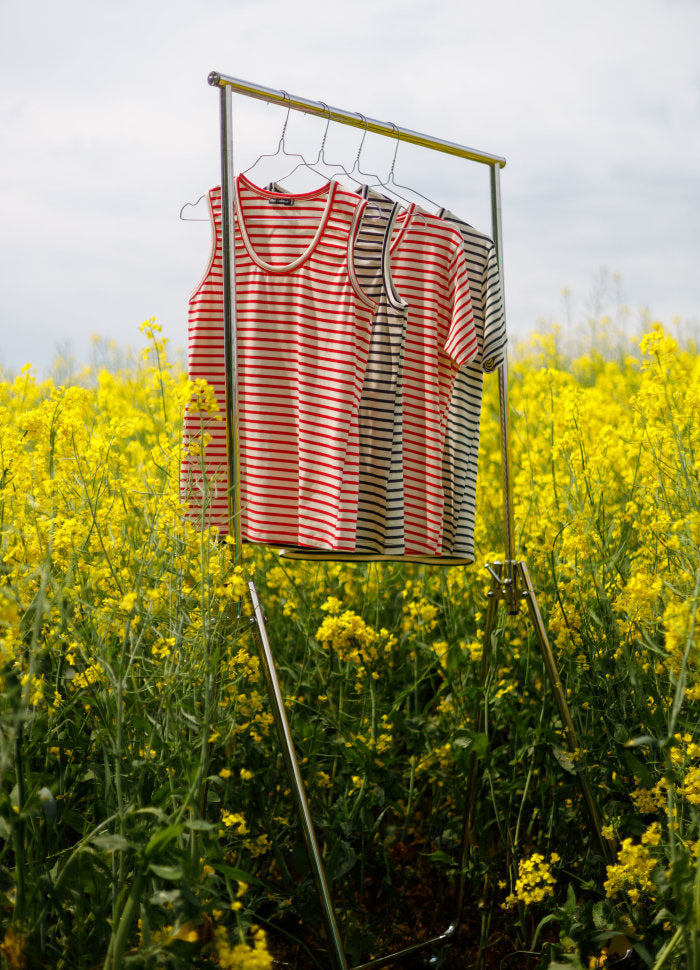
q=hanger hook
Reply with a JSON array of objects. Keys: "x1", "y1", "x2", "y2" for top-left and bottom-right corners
[
  {"x1": 278, "y1": 91, "x2": 292, "y2": 150},
  {"x1": 318, "y1": 101, "x2": 332, "y2": 157},
  {"x1": 353, "y1": 112, "x2": 369, "y2": 170},
  {"x1": 388, "y1": 122, "x2": 401, "y2": 180}
]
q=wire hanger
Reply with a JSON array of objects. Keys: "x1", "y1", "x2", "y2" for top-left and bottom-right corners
[
  {"x1": 363, "y1": 122, "x2": 417, "y2": 210},
  {"x1": 306, "y1": 108, "x2": 379, "y2": 190},
  {"x1": 273, "y1": 102, "x2": 343, "y2": 186},
  {"x1": 241, "y1": 91, "x2": 309, "y2": 181},
  {"x1": 345, "y1": 113, "x2": 386, "y2": 188},
  {"x1": 339, "y1": 114, "x2": 407, "y2": 223},
  {"x1": 261, "y1": 107, "x2": 386, "y2": 220},
  {"x1": 370, "y1": 123, "x2": 439, "y2": 212},
  {"x1": 179, "y1": 194, "x2": 209, "y2": 221}
]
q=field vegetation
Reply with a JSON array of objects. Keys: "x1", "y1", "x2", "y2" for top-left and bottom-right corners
[{"x1": 0, "y1": 313, "x2": 698, "y2": 969}]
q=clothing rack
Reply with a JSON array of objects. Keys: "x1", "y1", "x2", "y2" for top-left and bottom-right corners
[{"x1": 207, "y1": 70, "x2": 611, "y2": 970}]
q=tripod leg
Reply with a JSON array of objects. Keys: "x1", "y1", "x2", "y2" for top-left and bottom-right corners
[
  {"x1": 247, "y1": 581, "x2": 349, "y2": 970},
  {"x1": 515, "y1": 563, "x2": 613, "y2": 862},
  {"x1": 454, "y1": 569, "x2": 503, "y2": 922}
]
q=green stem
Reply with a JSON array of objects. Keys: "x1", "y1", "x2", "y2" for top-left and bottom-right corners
[
  {"x1": 401, "y1": 755, "x2": 417, "y2": 842},
  {"x1": 196, "y1": 534, "x2": 214, "y2": 817},
  {"x1": 694, "y1": 845, "x2": 700, "y2": 970},
  {"x1": 651, "y1": 926, "x2": 683, "y2": 970},
  {"x1": 114, "y1": 620, "x2": 131, "y2": 888},
  {"x1": 13, "y1": 565, "x2": 50, "y2": 927},
  {"x1": 12, "y1": 726, "x2": 26, "y2": 925},
  {"x1": 105, "y1": 870, "x2": 145, "y2": 970}
]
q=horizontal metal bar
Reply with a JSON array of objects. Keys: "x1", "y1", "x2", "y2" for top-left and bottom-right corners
[{"x1": 208, "y1": 71, "x2": 506, "y2": 168}]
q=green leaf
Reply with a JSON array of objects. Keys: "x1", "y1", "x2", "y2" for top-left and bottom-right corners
[
  {"x1": 150, "y1": 888, "x2": 182, "y2": 907},
  {"x1": 626, "y1": 735, "x2": 661, "y2": 749},
  {"x1": 91, "y1": 833, "x2": 132, "y2": 852},
  {"x1": 563, "y1": 883, "x2": 577, "y2": 917},
  {"x1": 622, "y1": 750, "x2": 653, "y2": 787},
  {"x1": 145, "y1": 823, "x2": 185, "y2": 859},
  {"x1": 552, "y1": 746, "x2": 577, "y2": 774},
  {"x1": 531, "y1": 912, "x2": 557, "y2": 949},
  {"x1": 214, "y1": 863, "x2": 263, "y2": 886},
  {"x1": 185, "y1": 819, "x2": 216, "y2": 832},
  {"x1": 592, "y1": 901, "x2": 610, "y2": 930},
  {"x1": 148, "y1": 863, "x2": 184, "y2": 881},
  {"x1": 453, "y1": 730, "x2": 488, "y2": 758},
  {"x1": 421, "y1": 849, "x2": 455, "y2": 866}
]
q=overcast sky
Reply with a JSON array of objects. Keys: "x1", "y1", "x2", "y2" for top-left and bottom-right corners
[{"x1": 1, "y1": 0, "x2": 699, "y2": 374}]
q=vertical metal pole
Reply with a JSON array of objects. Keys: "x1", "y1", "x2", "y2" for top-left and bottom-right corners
[
  {"x1": 489, "y1": 165, "x2": 518, "y2": 614},
  {"x1": 219, "y1": 84, "x2": 242, "y2": 559},
  {"x1": 247, "y1": 582, "x2": 349, "y2": 970},
  {"x1": 454, "y1": 568, "x2": 502, "y2": 922},
  {"x1": 217, "y1": 84, "x2": 346, "y2": 968}
]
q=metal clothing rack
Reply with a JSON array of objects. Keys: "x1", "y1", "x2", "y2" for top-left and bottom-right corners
[{"x1": 207, "y1": 70, "x2": 611, "y2": 970}]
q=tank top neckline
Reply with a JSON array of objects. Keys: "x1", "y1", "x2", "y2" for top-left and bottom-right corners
[
  {"x1": 357, "y1": 184, "x2": 417, "y2": 258},
  {"x1": 234, "y1": 173, "x2": 338, "y2": 274},
  {"x1": 389, "y1": 202, "x2": 418, "y2": 255}
]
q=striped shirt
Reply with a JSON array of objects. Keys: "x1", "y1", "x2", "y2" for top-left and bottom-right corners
[
  {"x1": 438, "y1": 208, "x2": 507, "y2": 561},
  {"x1": 277, "y1": 186, "x2": 409, "y2": 561},
  {"x1": 386, "y1": 202, "x2": 478, "y2": 555},
  {"x1": 182, "y1": 179, "x2": 498, "y2": 563},
  {"x1": 282, "y1": 194, "x2": 506, "y2": 565},
  {"x1": 265, "y1": 180, "x2": 406, "y2": 553},
  {"x1": 181, "y1": 176, "x2": 377, "y2": 549}
]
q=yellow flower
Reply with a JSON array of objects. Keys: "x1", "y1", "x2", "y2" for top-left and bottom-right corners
[
  {"x1": 214, "y1": 926, "x2": 273, "y2": 970},
  {"x1": 320, "y1": 596, "x2": 344, "y2": 615},
  {"x1": 641, "y1": 822, "x2": 662, "y2": 846},
  {"x1": 604, "y1": 838, "x2": 657, "y2": 902},
  {"x1": 679, "y1": 766, "x2": 700, "y2": 806},
  {"x1": 221, "y1": 811, "x2": 248, "y2": 835},
  {"x1": 502, "y1": 851, "x2": 559, "y2": 908},
  {"x1": 119, "y1": 591, "x2": 138, "y2": 612}
]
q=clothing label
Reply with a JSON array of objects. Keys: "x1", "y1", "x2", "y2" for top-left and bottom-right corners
[{"x1": 268, "y1": 197, "x2": 295, "y2": 206}]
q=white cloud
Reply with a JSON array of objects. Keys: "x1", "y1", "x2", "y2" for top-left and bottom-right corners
[{"x1": 1, "y1": 0, "x2": 699, "y2": 373}]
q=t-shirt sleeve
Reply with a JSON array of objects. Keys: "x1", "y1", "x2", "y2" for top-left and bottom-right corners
[
  {"x1": 443, "y1": 240, "x2": 479, "y2": 367},
  {"x1": 481, "y1": 241, "x2": 507, "y2": 372}
]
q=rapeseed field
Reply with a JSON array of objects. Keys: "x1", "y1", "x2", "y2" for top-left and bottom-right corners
[{"x1": 0, "y1": 319, "x2": 697, "y2": 969}]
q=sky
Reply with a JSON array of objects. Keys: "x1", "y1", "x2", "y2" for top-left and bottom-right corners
[{"x1": 1, "y1": 0, "x2": 699, "y2": 374}]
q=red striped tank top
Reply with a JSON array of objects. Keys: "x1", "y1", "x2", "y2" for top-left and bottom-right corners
[{"x1": 180, "y1": 176, "x2": 377, "y2": 550}]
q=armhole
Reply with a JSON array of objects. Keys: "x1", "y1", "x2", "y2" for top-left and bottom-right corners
[
  {"x1": 188, "y1": 191, "x2": 218, "y2": 303},
  {"x1": 347, "y1": 200, "x2": 379, "y2": 313}
]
